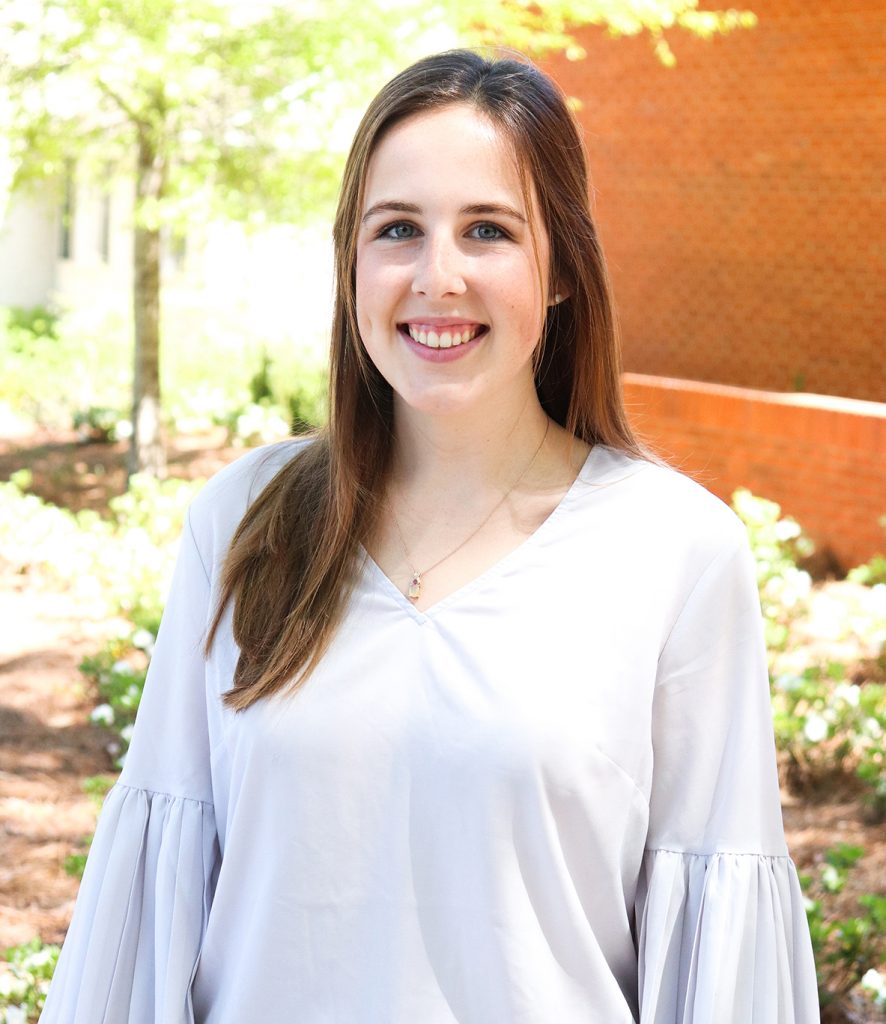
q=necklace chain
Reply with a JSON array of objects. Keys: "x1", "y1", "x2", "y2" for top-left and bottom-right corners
[{"x1": 388, "y1": 418, "x2": 551, "y2": 602}]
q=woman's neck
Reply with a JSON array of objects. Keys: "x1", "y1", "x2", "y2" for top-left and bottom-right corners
[{"x1": 388, "y1": 390, "x2": 552, "y2": 507}]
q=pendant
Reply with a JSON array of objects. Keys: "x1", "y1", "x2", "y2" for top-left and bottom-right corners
[{"x1": 408, "y1": 572, "x2": 422, "y2": 600}]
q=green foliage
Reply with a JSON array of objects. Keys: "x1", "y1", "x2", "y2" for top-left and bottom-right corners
[
  {"x1": 249, "y1": 350, "x2": 274, "y2": 404},
  {"x1": 772, "y1": 661, "x2": 886, "y2": 820},
  {"x1": 0, "y1": 938, "x2": 60, "y2": 1023},
  {"x1": 451, "y1": 0, "x2": 757, "y2": 68},
  {"x1": 848, "y1": 516, "x2": 886, "y2": 586},
  {"x1": 63, "y1": 776, "x2": 116, "y2": 879},
  {"x1": 849, "y1": 556, "x2": 886, "y2": 586},
  {"x1": 800, "y1": 846, "x2": 886, "y2": 1011},
  {"x1": 0, "y1": 306, "x2": 131, "y2": 431},
  {"x1": 215, "y1": 355, "x2": 328, "y2": 444},
  {"x1": 734, "y1": 487, "x2": 886, "y2": 818},
  {"x1": 1, "y1": 0, "x2": 435, "y2": 226},
  {"x1": 1, "y1": 304, "x2": 328, "y2": 437},
  {"x1": 862, "y1": 968, "x2": 886, "y2": 1010},
  {"x1": 218, "y1": 400, "x2": 292, "y2": 448},
  {"x1": 0, "y1": 470, "x2": 200, "y2": 627},
  {"x1": 222, "y1": 348, "x2": 329, "y2": 441},
  {"x1": 732, "y1": 488, "x2": 815, "y2": 651},
  {"x1": 81, "y1": 629, "x2": 155, "y2": 766},
  {"x1": 72, "y1": 406, "x2": 129, "y2": 444},
  {"x1": 1, "y1": 0, "x2": 759, "y2": 229},
  {"x1": 286, "y1": 366, "x2": 329, "y2": 434},
  {"x1": 5, "y1": 306, "x2": 58, "y2": 339}
]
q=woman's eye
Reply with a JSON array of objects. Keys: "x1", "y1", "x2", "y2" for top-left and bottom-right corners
[
  {"x1": 471, "y1": 223, "x2": 506, "y2": 241},
  {"x1": 380, "y1": 222, "x2": 417, "y2": 240}
]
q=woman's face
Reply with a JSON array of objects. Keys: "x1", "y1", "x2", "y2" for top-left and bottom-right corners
[{"x1": 355, "y1": 103, "x2": 552, "y2": 422}]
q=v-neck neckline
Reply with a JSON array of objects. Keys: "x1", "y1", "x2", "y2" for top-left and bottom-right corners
[{"x1": 358, "y1": 444, "x2": 602, "y2": 625}]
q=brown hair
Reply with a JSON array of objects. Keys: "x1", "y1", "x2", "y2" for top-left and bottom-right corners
[{"x1": 207, "y1": 48, "x2": 648, "y2": 710}]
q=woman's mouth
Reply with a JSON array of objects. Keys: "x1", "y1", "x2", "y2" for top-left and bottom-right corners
[{"x1": 399, "y1": 323, "x2": 488, "y2": 349}]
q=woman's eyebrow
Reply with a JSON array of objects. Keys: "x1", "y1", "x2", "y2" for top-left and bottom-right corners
[
  {"x1": 461, "y1": 203, "x2": 526, "y2": 223},
  {"x1": 362, "y1": 201, "x2": 420, "y2": 224},
  {"x1": 361, "y1": 201, "x2": 527, "y2": 224}
]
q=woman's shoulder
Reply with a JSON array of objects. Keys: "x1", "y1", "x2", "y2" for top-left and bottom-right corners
[
  {"x1": 186, "y1": 436, "x2": 313, "y2": 569},
  {"x1": 588, "y1": 444, "x2": 749, "y2": 562}
]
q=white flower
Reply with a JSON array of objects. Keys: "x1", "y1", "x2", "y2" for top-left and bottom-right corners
[
  {"x1": 0, "y1": 975, "x2": 26, "y2": 999},
  {"x1": 803, "y1": 714, "x2": 829, "y2": 743},
  {"x1": 112, "y1": 659, "x2": 133, "y2": 675},
  {"x1": 774, "y1": 519, "x2": 801, "y2": 541},
  {"x1": 861, "y1": 968, "x2": 886, "y2": 1005},
  {"x1": 22, "y1": 947, "x2": 54, "y2": 969},
  {"x1": 821, "y1": 864, "x2": 841, "y2": 892},
  {"x1": 774, "y1": 673, "x2": 802, "y2": 693},
  {"x1": 4, "y1": 1004, "x2": 28, "y2": 1024},
  {"x1": 832, "y1": 683, "x2": 860, "y2": 707},
  {"x1": 120, "y1": 724, "x2": 134, "y2": 743},
  {"x1": 131, "y1": 628, "x2": 155, "y2": 651},
  {"x1": 863, "y1": 717, "x2": 883, "y2": 739},
  {"x1": 90, "y1": 703, "x2": 115, "y2": 726}
]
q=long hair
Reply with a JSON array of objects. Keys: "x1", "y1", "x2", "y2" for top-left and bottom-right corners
[{"x1": 207, "y1": 49, "x2": 648, "y2": 711}]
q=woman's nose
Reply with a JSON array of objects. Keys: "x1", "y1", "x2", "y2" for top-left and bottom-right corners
[{"x1": 411, "y1": 234, "x2": 467, "y2": 298}]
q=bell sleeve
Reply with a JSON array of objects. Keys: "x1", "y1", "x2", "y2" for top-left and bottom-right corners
[
  {"x1": 40, "y1": 508, "x2": 221, "y2": 1024},
  {"x1": 634, "y1": 519, "x2": 819, "y2": 1023}
]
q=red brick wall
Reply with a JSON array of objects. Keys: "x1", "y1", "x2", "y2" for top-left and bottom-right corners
[
  {"x1": 544, "y1": 1, "x2": 885, "y2": 401},
  {"x1": 623, "y1": 373, "x2": 886, "y2": 570}
]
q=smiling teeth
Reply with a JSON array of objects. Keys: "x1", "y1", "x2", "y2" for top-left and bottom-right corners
[{"x1": 407, "y1": 325, "x2": 482, "y2": 348}]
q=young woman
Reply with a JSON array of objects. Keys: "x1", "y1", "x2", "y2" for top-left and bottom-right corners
[{"x1": 41, "y1": 50, "x2": 818, "y2": 1023}]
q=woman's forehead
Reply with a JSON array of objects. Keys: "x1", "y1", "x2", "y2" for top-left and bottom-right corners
[{"x1": 361, "y1": 103, "x2": 533, "y2": 217}]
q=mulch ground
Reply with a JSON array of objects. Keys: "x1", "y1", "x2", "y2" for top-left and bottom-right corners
[{"x1": 1, "y1": 430, "x2": 883, "y2": 1021}]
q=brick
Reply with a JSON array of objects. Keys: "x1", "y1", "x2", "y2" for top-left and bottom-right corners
[{"x1": 548, "y1": 0, "x2": 885, "y2": 402}]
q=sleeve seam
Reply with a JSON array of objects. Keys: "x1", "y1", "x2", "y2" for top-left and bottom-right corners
[
  {"x1": 114, "y1": 780, "x2": 214, "y2": 809},
  {"x1": 186, "y1": 507, "x2": 212, "y2": 587},
  {"x1": 644, "y1": 846, "x2": 792, "y2": 861}
]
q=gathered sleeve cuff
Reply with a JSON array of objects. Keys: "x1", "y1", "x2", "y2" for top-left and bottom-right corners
[
  {"x1": 636, "y1": 518, "x2": 819, "y2": 1021},
  {"x1": 39, "y1": 783, "x2": 219, "y2": 1023},
  {"x1": 41, "y1": 506, "x2": 222, "y2": 1023},
  {"x1": 635, "y1": 848, "x2": 818, "y2": 1023}
]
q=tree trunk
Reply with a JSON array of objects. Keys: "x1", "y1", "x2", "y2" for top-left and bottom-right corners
[{"x1": 129, "y1": 131, "x2": 166, "y2": 479}]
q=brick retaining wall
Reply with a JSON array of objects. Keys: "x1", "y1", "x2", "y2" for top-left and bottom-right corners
[{"x1": 622, "y1": 373, "x2": 886, "y2": 571}]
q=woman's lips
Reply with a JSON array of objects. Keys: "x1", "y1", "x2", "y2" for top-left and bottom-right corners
[{"x1": 397, "y1": 324, "x2": 487, "y2": 362}]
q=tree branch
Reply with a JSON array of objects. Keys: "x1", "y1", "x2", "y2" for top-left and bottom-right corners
[{"x1": 95, "y1": 77, "x2": 147, "y2": 129}]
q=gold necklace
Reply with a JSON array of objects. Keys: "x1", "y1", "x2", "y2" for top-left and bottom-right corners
[{"x1": 388, "y1": 418, "x2": 550, "y2": 601}]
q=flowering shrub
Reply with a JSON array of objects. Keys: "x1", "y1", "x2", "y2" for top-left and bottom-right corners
[
  {"x1": 862, "y1": 968, "x2": 886, "y2": 1011},
  {"x1": 848, "y1": 518, "x2": 886, "y2": 587},
  {"x1": 0, "y1": 939, "x2": 59, "y2": 1023},
  {"x1": 772, "y1": 662, "x2": 886, "y2": 819},
  {"x1": 80, "y1": 629, "x2": 155, "y2": 767},
  {"x1": 800, "y1": 845, "x2": 886, "y2": 1017},
  {"x1": 0, "y1": 471, "x2": 201, "y2": 628},
  {"x1": 731, "y1": 488, "x2": 815, "y2": 651},
  {"x1": 0, "y1": 304, "x2": 329, "y2": 437},
  {"x1": 71, "y1": 405, "x2": 130, "y2": 443},
  {"x1": 221, "y1": 400, "x2": 293, "y2": 447}
]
